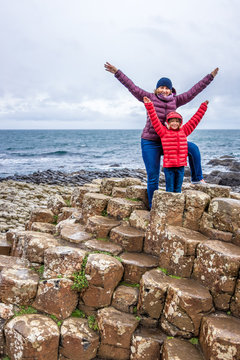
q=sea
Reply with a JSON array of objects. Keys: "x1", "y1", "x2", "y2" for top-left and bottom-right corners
[{"x1": 0, "y1": 129, "x2": 239, "y2": 178}]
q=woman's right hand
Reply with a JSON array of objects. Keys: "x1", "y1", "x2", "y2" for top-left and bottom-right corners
[{"x1": 104, "y1": 62, "x2": 118, "y2": 74}]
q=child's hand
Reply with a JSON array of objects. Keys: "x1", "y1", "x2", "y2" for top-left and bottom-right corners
[
  {"x1": 104, "y1": 62, "x2": 118, "y2": 74},
  {"x1": 143, "y1": 96, "x2": 151, "y2": 103},
  {"x1": 211, "y1": 68, "x2": 219, "y2": 77},
  {"x1": 204, "y1": 100, "x2": 209, "y2": 105}
]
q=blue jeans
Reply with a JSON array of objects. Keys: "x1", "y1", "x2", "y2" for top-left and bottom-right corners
[
  {"x1": 141, "y1": 138, "x2": 203, "y2": 208},
  {"x1": 164, "y1": 167, "x2": 185, "y2": 193}
]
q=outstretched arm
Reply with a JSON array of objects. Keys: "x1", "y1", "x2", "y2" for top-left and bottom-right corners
[
  {"x1": 176, "y1": 68, "x2": 219, "y2": 107},
  {"x1": 104, "y1": 61, "x2": 151, "y2": 102},
  {"x1": 143, "y1": 97, "x2": 166, "y2": 137},
  {"x1": 182, "y1": 101, "x2": 209, "y2": 136}
]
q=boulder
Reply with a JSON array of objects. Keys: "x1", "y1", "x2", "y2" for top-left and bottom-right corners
[
  {"x1": 120, "y1": 253, "x2": 158, "y2": 284},
  {"x1": 208, "y1": 197, "x2": 240, "y2": 233},
  {"x1": 60, "y1": 317, "x2": 99, "y2": 360},
  {"x1": 85, "y1": 215, "x2": 120, "y2": 238},
  {"x1": 126, "y1": 185, "x2": 148, "y2": 207},
  {"x1": 199, "y1": 313, "x2": 240, "y2": 360},
  {"x1": 84, "y1": 239, "x2": 123, "y2": 255},
  {"x1": 158, "y1": 226, "x2": 209, "y2": 278},
  {"x1": 137, "y1": 269, "x2": 175, "y2": 319},
  {"x1": 112, "y1": 285, "x2": 139, "y2": 314},
  {"x1": 192, "y1": 240, "x2": 240, "y2": 310},
  {"x1": 33, "y1": 278, "x2": 78, "y2": 319},
  {"x1": 107, "y1": 198, "x2": 145, "y2": 219},
  {"x1": 97, "y1": 306, "x2": 139, "y2": 359},
  {"x1": 112, "y1": 187, "x2": 127, "y2": 198},
  {"x1": 0, "y1": 254, "x2": 28, "y2": 271},
  {"x1": 100, "y1": 178, "x2": 128, "y2": 196},
  {"x1": 60, "y1": 223, "x2": 93, "y2": 243},
  {"x1": 82, "y1": 253, "x2": 124, "y2": 308},
  {"x1": 182, "y1": 190, "x2": 210, "y2": 230},
  {"x1": 29, "y1": 222, "x2": 56, "y2": 234},
  {"x1": 82, "y1": 193, "x2": 111, "y2": 222},
  {"x1": 47, "y1": 194, "x2": 66, "y2": 215},
  {"x1": 129, "y1": 210, "x2": 150, "y2": 232},
  {"x1": 70, "y1": 185, "x2": 100, "y2": 208},
  {"x1": 0, "y1": 267, "x2": 39, "y2": 305},
  {"x1": 27, "y1": 207, "x2": 55, "y2": 228},
  {"x1": 189, "y1": 183, "x2": 231, "y2": 198},
  {"x1": 4, "y1": 314, "x2": 59, "y2": 360},
  {"x1": 162, "y1": 338, "x2": 204, "y2": 360},
  {"x1": 110, "y1": 225, "x2": 145, "y2": 252},
  {"x1": 130, "y1": 328, "x2": 166, "y2": 360},
  {"x1": 161, "y1": 278, "x2": 214, "y2": 338},
  {"x1": 43, "y1": 246, "x2": 87, "y2": 279}
]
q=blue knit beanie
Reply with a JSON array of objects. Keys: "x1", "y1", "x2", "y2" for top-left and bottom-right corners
[{"x1": 156, "y1": 77, "x2": 172, "y2": 90}]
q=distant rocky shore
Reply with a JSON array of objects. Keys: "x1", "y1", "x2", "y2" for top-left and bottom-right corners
[{"x1": 1, "y1": 154, "x2": 240, "y2": 192}]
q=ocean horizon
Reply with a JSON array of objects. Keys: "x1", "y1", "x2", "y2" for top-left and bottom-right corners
[{"x1": 1, "y1": 129, "x2": 239, "y2": 178}]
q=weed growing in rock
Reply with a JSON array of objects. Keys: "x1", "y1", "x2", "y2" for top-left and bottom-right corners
[
  {"x1": 71, "y1": 309, "x2": 86, "y2": 318},
  {"x1": 52, "y1": 215, "x2": 58, "y2": 224},
  {"x1": 14, "y1": 306, "x2": 38, "y2": 317},
  {"x1": 126, "y1": 197, "x2": 140, "y2": 202},
  {"x1": 31, "y1": 265, "x2": 44, "y2": 279},
  {"x1": 158, "y1": 267, "x2": 168, "y2": 274},
  {"x1": 50, "y1": 314, "x2": 63, "y2": 328},
  {"x1": 119, "y1": 281, "x2": 140, "y2": 288},
  {"x1": 96, "y1": 237, "x2": 109, "y2": 242},
  {"x1": 135, "y1": 315, "x2": 141, "y2": 321},
  {"x1": 65, "y1": 199, "x2": 71, "y2": 207},
  {"x1": 133, "y1": 306, "x2": 137, "y2": 314},
  {"x1": 227, "y1": 311, "x2": 231, "y2": 315},
  {"x1": 71, "y1": 255, "x2": 89, "y2": 292},
  {"x1": 157, "y1": 267, "x2": 181, "y2": 279},
  {"x1": 101, "y1": 209, "x2": 108, "y2": 217},
  {"x1": 2, "y1": 356, "x2": 10, "y2": 360},
  {"x1": 189, "y1": 337, "x2": 199, "y2": 345},
  {"x1": 88, "y1": 315, "x2": 99, "y2": 331}
]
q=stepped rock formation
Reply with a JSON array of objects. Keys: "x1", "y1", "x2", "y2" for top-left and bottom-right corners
[{"x1": 0, "y1": 179, "x2": 240, "y2": 359}]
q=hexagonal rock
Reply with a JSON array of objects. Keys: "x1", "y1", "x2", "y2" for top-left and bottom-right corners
[
  {"x1": 97, "y1": 306, "x2": 139, "y2": 359},
  {"x1": 110, "y1": 225, "x2": 145, "y2": 252},
  {"x1": 129, "y1": 210, "x2": 150, "y2": 232},
  {"x1": 138, "y1": 269, "x2": 175, "y2": 319},
  {"x1": 4, "y1": 314, "x2": 59, "y2": 360},
  {"x1": 100, "y1": 178, "x2": 128, "y2": 196},
  {"x1": 158, "y1": 226, "x2": 209, "y2": 278},
  {"x1": 162, "y1": 338, "x2": 204, "y2": 360},
  {"x1": 82, "y1": 193, "x2": 111, "y2": 222},
  {"x1": 27, "y1": 207, "x2": 55, "y2": 227},
  {"x1": 144, "y1": 191, "x2": 185, "y2": 255},
  {"x1": 71, "y1": 185, "x2": 100, "y2": 208},
  {"x1": 182, "y1": 190, "x2": 210, "y2": 230},
  {"x1": 120, "y1": 253, "x2": 158, "y2": 284},
  {"x1": 190, "y1": 183, "x2": 231, "y2": 198},
  {"x1": 82, "y1": 254, "x2": 124, "y2": 308},
  {"x1": 85, "y1": 215, "x2": 120, "y2": 238},
  {"x1": 9, "y1": 230, "x2": 58, "y2": 260},
  {"x1": 25, "y1": 231, "x2": 60, "y2": 263},
  {"x1": 130, "y1": 328, "x2": 166, "y2": 360},
  {"x1": 0, "y1": 254, "x2": 28, "y2": 271},
  {"x1": 126, "y1": 185, "x2": 148, "y2": 207},
  {"x1": 43, "y1": 246, "x2": 87, "y2": 279},
  {"x1": 230, "y1": 279, "x2": 240, "y2": 317},
  {"x1": 30, "y1": 221, "x2": 56, "y2": 234},
  {"x1": 107, "y1": 198, "x2": 145, "y2": 220},
  {"x1": 112, "y1": 285, "x2": 139, "y2": 313},
  {"x1": 59, "y1": 317, "x2": 99, "y2": 360},
  {"x1": 112, "y1": 187, "x2": 127, "y2": 198},
  {"x1": 57, "y1": 207, "x2": 82, "y2": 223},
  {"x1": 47, "y1": 194, "x2": 66, "y2": 215},
  {"x1": 208, "y1": 197, "x2": 240, "y2": 233},
  {"x1": 84, "y1": 239, "x2": 123, "y2": 255},
  {"x1": 192, "y1": 240, "x2": 240, "y2": 310},
  {"x1": 0, "y1": 267, "x2": 39, "y2": 305},
  {"x1": 200, "y1": 227, "x2": 233, "y2": 243},
  {"x1": 33, "y1": 278, "x2": 78, "y2": 319},
  {"x1": 0, "y1": 237, "x2": 11, "y2": 256},
  {"x1": 199, "y1": 313, "x2": 240, "y2": 360},
  {"x1": 60, "y1": 223, "x2": 93, "y2": 243},
  {"x1": 161, "y1": 278, "x2": 214, "y2": 338}
]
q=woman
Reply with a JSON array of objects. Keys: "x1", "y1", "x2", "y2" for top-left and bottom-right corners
[{"x1": 104, "y1": 62, "x2": 219, "y2": 208}]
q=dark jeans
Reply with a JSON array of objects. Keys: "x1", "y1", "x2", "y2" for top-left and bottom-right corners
[
  {"x1": 164, "y1": 166, "x2": 185, "y2": 193},
  {"x1": 141, "y1": 138, "x2": 203, "y2": 208}
]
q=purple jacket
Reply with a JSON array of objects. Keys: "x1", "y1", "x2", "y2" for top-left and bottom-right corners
[{"x1": 115, "y1": 70, "x2": 214, "y2": 141}]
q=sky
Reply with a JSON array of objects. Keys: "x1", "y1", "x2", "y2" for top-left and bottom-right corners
[{"x1": 0, "y1": 0, "x2": 239, "y2": 130}]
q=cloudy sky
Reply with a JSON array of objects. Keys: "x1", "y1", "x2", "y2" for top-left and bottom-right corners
[{"x1": 0, "y1": 0, "x2": 239, "y2": 129}]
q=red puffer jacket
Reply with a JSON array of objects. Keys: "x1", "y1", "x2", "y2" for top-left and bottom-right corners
[{"x1": 144, "y1": 101, "x2": 208, "y2": 167}]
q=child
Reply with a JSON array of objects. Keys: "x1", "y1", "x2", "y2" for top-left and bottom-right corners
[{"x1": 143, "y1": 96, "x2": 208, "y2": 193}]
